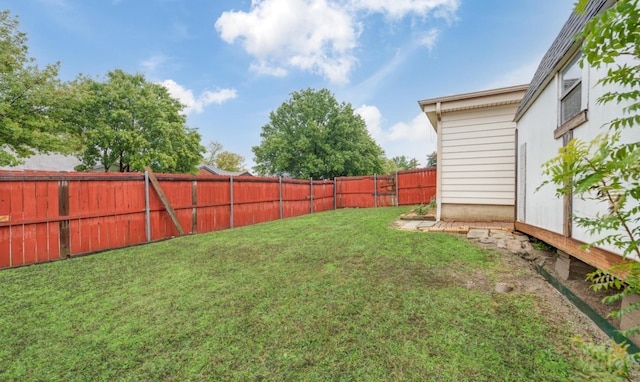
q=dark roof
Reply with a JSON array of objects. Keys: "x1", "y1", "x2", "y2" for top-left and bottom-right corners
[
  {"x1": 199, "y1": 165, "x2": 252, "y2": 177},
  {"x1": 514, "y1": 0, "x2": 611, "y2": 120}
]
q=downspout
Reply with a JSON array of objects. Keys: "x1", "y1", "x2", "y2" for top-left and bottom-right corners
[{"x1": 435, "y1": 102, "x2": 443, "y2": 222}]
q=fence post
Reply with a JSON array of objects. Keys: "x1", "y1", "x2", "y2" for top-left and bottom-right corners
[
  {"x1": 395, "y1": 170, "x2": 399, "y2": 206},
  {"x1": 230, "y1": 176, "x2": 234, "y2": 228},
  {"x1": 333, "y1": 177, "x2": 338, "y2": 210},
  {"x1": 191, "y1": 180, "x2": 197, "y2": 234},
  {"x1": 374, "y1": 174, "x2": 378, "y2": 208},
  {"x1": 144, "y1": 171, "x2": 151, "y2": 242},
  {"x1": 279, "y1": 176, "x2": 283, "y2": 219},
  {"x1": 58, "y1": 179, "x2": 70, "y2": 259},
  {"x1": 310, "y1": 177, "x2": 314, "y2": 214}
]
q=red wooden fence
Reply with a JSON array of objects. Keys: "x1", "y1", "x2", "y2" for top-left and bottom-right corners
[
  {"x1": 335, "y1": 168, "x2": 436, "y2": 208},
  {"x1": 397, "y1": 167, "x2": 437, "y2": 205},
  {"x1": 0, "y1": 167, "x2": 436, "y2": 269}
]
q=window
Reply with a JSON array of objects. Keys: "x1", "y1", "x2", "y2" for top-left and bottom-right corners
[{"x1": 560, "y1": 54, "x2": 582, "y2": 124}]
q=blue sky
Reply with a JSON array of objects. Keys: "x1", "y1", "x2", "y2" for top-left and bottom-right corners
[{"x1": 6, "y1": 0, "x2": 575, "y2": 169}]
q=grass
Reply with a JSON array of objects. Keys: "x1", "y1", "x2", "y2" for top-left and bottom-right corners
[{"x1": 0, "y1": 207, "x2": 584, "y2": 381}]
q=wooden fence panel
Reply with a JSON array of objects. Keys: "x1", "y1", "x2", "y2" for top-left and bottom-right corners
[
  {"x1": 0, "y1": 168, "x2": 436, "y2": 270},
  {"x1": 397, "y1": 168, "x2": 437, "y2": 205},
  {"x1": 67, "y1": 176, "x2": 147, "y2": 255},
  {"x1": 156, "y1": 177, "x2": 194, "y2": 236},
  {"x1": 0, "y1": 176, "x2": 61, "y2": 267},
  {"x1": 233, "y1": 177, "x2": 280, "y2": 228},
  {"x1": 312, "y1": 181, "x2": 334, "y2": 212},
  {"x1": 0, "y1": 180, "x2": 11, "y2": 267},
  {"x1": 196, "y1": 178, "x2": 231, "y2": 233},
  {"x1": 336, "y1": 176, "x2": 375, "y2": 208},
  {"x1": 282, "y1": 180, "x2": 310, "y2": 218},
  {"x1": 376, "y1": 175, "x2": 396, "y2": 207}
]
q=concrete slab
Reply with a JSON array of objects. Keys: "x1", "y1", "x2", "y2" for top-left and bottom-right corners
[
  {"x1": 417, "y1": 221, "x2": 437, "y2": 228},
  {"x1": 400, "y1": 220, "x2": 421, "y2": 230},
  {"x1": 467, "y1": 229, "x2": 489, "y2": 240},
  {"x1": 490, "y1": 230, "x2": 513, "y2": 239}
]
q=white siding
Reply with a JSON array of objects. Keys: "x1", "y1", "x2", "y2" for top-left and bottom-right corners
[
  {"x1": 571, "y1": 62, "x2": 640, "y2": 256},
  {"x1": 517, "y1": 56, "x2": 640, "y2": 257},
  {"x1": 440, "y1": 104, "x2": 518, "y2": 206},
  {"x1": 516, "y1": 81, "x2": 564, "y2": 234}
]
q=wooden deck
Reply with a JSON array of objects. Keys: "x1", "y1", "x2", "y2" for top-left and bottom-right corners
[{"x1": 422, "y1": 221, "x2": 514, "y2": 233}]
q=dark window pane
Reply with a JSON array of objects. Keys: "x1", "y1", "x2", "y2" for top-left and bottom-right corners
[{"x1": 561, "y1": 83, "x2": 581, "y2": 123}]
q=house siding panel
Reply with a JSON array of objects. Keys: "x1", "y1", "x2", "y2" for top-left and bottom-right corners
[
  {"x1": 516, "y1": 80, "x2": 564, "y2": 233},
  {"x1": 516, "y1": 54, "x2": 640, "y2": 258},
  {"x1": 440, "y1": 103, "x2": 519, "y2": 208},
  {"x1": 570, "y1": 61, "x2": 640, "y2": 257}
]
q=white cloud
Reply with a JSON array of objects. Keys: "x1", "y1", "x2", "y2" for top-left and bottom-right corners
[
  {"x1": 352, "y1": 0, "x2": 459, "y2": 20},
  {"x1": 356, "y1": 105, "x2": 437, "y2": 165},
  {"x1": 419, "y1": 28, "x2": 439, "y2": 51},
  {"x1": 215, "y1": 0, "x2": 459, "y2": 84},
  {"x1": 215, "y1": 0, "x2": 358, "y2": 84},
  {"x1": 355, "y1": 104, "x2": 383, "y2": 140},
  {"x1": 160, "y1": 79, "x2": 238, "y2": 115},
  {"x1": 140, "y1": 54, "x2": 169, "y2": 73},
  {"x1": 249, "y1": 62, "x2": 288, "y2": 77},
  {"x1": 387, "y1": 112, "x2": 432, "y2": 141}
]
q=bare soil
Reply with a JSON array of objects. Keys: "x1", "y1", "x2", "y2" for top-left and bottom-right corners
[{"x1": 471, "y1": 236, "x2": 618, "y2": 342}]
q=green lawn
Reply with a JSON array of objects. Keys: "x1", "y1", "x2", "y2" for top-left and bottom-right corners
[{"x1": 1, "y1": 207, "x2": 585, "y2": 381}]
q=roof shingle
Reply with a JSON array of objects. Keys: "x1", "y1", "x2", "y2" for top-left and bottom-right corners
[{"x1": 514, "y1": 0, "x2": 610, "y2": 120}]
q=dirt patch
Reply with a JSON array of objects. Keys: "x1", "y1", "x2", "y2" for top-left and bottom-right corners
[
  {"x1": 393, "y1": 218, "x2": 618, "y2": 343},
  {"x1": 470, "y1": 236, "x2": 618, "y2": 342}
]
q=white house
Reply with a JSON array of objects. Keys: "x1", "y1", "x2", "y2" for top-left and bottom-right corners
[
  {"x1": 514, "y1": 0, "x2": 639, "y2": 273},
  {"x1": 418, "y1": 85, "x2": 528, "y2": 222}
]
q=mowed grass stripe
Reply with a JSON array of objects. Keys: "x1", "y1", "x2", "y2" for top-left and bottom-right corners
[{"x1": 1, "y1": 207, "x2": 578, "y2": 381}]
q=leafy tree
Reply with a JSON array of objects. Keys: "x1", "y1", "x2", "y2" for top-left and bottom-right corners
[
  {"x1": 72, "y1": 69, "x2": 204, "y2": 173},
  {"x1": 391, "y1": 155, "x2": 419, "y2": 170},
  {"x1": 252, "y1": 88, "x2": 385, "y2": 179},
  {"x1": 540, "y1": 0, "x2": 640, "y2": 377},
  {"x1": 202, "y1": 140, "x2": 246, "y2": 172},
  {"x1": 426, "y1": 151, "x2": 437, "y2": 167},
  {"x1": 203, "y1": 140, "x2": 224, "y2": 166},
  {"x1": 215, "y1": 151, "x2": 245, "y2": 172},
  {"x1": 381, "y1": 158, "x2": 399, "y2": 174},
  {"x1": 0, "y1": 10, "x2": 76, "y2": 166}
]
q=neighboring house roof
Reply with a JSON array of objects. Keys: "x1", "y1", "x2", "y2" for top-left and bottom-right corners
[
  {"x1": 418, "y1": 84, "x2": 529, "y2": 130},
  {"x1": 198, "y1": 165, "x2": 252, "y2": 177},
  {"x1": 514, "y1": 0, "x2": 611, "y2": 121},
  {"x1": 0, "y1": 153, "x2": 81, "y2": 172}
]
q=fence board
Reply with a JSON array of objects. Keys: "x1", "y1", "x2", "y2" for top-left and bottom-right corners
[
  {"x1": 397, "y1": 168, "x2": 437, "y2": 205},
  {"x1": 0, "y1": 168, "x2": 436, "y2": 269}
]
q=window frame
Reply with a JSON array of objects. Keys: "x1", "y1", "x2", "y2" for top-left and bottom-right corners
[{"x1": 555, "y1": 53, "x2": 587, "y2": 136}]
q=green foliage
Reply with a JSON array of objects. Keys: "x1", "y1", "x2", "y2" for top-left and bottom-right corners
[
  {"x1": 530, "y1": 239, "x2": 554, "y2": 252},
  {"x1": 202, "y1": 140, "x2": 246, "y2": 172},
  {"x1": 71, "y1": 70, "x2": 204, "y2": 173},
  {"x1": 426, "y1": 151, "x2": 437, "y2": 167},
  {"x1": 540, "y1": 134, "x2": 640, "y2": 258},
  {"x1": 0, "y1": 10, "x2": 78, "y2": 166},
  {"x1": 215, "y1": 151, "x2": 245, "y2": 172},
  {"x1": 381, "y1": 157, "x2": 398, "y2": 174},
  {"x1": 252, "y1": 88, "x2": 385, "y2": 179},
  {"x1": 577, "y1": 0, "x2": 640, "y2": 132},
  {"x1": 413, "y1": 203, "x2": 430, "y2": 215},
  {"x1": 391, "y1": 155, "x2": 419, "y2": 170},
  {"x1": 203, "y1": 140, "x2": 223, "y2": 165},
  {"x1": 572, "y1": 338, "x2": 639, "y2": 381}
]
